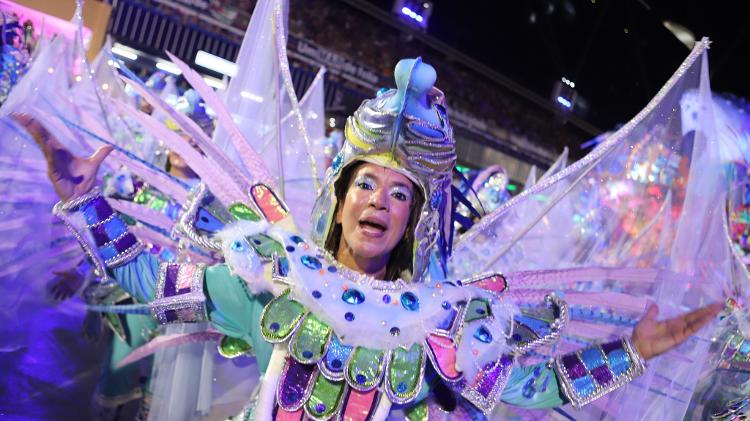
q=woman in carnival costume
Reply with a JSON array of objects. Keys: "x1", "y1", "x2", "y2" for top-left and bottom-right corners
[{"x1": 11, "y1": 39, "x2": 728, "y2": 420}]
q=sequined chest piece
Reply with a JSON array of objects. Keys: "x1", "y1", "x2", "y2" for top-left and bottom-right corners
[{"x1": 257, "y1": 232, "x2": 517, "y2": 419}]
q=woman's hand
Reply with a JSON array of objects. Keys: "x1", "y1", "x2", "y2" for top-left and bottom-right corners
[
  {"x1": 11, "y1": 113, "x2": 113, "y2": 201},
  {"x1": 631, "y1": 302, "x2": 723, "y2": 360}
]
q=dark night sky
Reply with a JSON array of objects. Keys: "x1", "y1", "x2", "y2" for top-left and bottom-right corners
[{"x1": 365, "y1": 0, "x2": 750, "y2": 132}]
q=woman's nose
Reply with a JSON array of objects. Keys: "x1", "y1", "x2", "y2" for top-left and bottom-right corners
[{"x1": 368, "y1": 188, "x2": 389, "y2": 210}]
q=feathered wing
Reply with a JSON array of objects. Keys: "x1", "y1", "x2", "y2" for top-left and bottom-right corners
[
  {"x1": 449, "y1": 40, "x2": 733, "y2": 419},
  {"x1": 210, "y1": 0, "x2": 326, "y2": 228}
]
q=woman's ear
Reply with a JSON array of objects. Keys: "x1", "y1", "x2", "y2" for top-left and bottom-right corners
[{"x1": 335, "y1": 201, "x2": 343, "y2": 224}]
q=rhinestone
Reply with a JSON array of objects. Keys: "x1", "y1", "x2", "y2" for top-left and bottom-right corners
[
  {"x1": 290, "y1": 235, "x2": 305, "y2": 244},
  {"x1": 230, "y1": 240, "x2": 246, "y2": 251},
  {"x1": 327, "y1": 265, "x2": 337, "y2": 273},
  {"x1": 397, "y1": 382, "x2": 407, "y2": 393},
  {"x1": 286, "y1": 245, "x2": 295, "y2": 252},
  {"x1": 474, "y1": 325, "x2": 493, "y2": 343},
  {"x1": 269, "y1": 322, "x2": 279, "y2": 332},
  {"x1": 315, "y1": 403, "x2": 326, "y2": 413},
  {"x1": 331, "y1": 359, "x2": 342, "y2": 369},
  {"x1": 390, "y1": 327, "x2": 401, "y2": 336},
  {"x1": 301, "y1": 255, "x2": 322, "y2": 270},
  {"x1": 342, "y1": 289, "x2": 365, "y2": 305},
  {"x1": 382, "y1": 294, "x2": 392, "y2": 304},
  {"x1": 400, "y1": 292, "x2": 420, "y2": 311},
  {"x1": 345, "y1": 312, "x2": 355, "y2": 321},
  {"x1": 302, "y1": 350, "x2": 313, "y2": 359},
  {"x1": 442, "y1": 301, "x2": 451, "y2": 310},
  {"x1": 312, "y1": 290, "x2": 322, "y2": 299},
  {"x1": 355, "y1": 373, "x2": 366, "y2": 384}
]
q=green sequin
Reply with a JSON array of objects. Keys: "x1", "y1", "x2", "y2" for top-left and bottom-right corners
[
  {"x1": 247, "y1": 233, "x2": 285, "y2": 260},
  {"x1": 149, "y1": 196, "x2": 167, "y2": 212},
  {"x1": 290, "y1": 314, "x2": 332, "y2": 363},
  {"x1": 347, "y1": 347, "x2": 386, "y2": 391},
  {"x1": 404, "y1": 401, "x2": 428, "y2": 421},
  {"x1": 260, "y1": 290, "x2": 306, "y2": 342},
  {"x1": 133, "y1": 188, "x2": 152, "y2": 204},
  {"x1": 387, "y1": 343, "x2": 423, "y2": 403},
  {"x1": 464, "y1": 298, "x2": 491, "y2": 323},
  {"x1": 305, "y1": 372, "x2": 345, "y2": 419},
  {"x1": 229, "y1": 202, "x2": 261, "y2": 222},
  {"x1": 218, "y1": 335, "x2": 253, "y2": 358}
]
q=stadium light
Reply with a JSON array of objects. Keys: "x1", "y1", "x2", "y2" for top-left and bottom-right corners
[
  {"x1": 203, "y1": 77, "x2": 225, "y2": 90},
  {"x1": 556, "y1": 96, "x2": 573, "y2": 109},
  {"x1": 112, "y1": 45, "x2": 137, "y2": 61},
  {"x1": 195, "y1": 50, "x2": 238, "y2": 77},
  {"x1": 156, "y1": 61, "x2": 182, "y2": 76}
]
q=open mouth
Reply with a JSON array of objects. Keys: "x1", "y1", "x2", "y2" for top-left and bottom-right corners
[{"x1": 359, "y1": 218, "x2": 387, "y2": 233}]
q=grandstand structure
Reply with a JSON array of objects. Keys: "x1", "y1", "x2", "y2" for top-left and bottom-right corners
[{"x1": 105, "y1": 0, "x2": 598, "y2": 182}]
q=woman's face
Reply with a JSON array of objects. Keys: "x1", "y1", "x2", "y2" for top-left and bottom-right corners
[{"x1": 336, "y1": 163, "x2": 415, "y2": 262}]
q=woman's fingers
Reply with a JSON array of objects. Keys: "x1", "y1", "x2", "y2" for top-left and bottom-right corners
[
  {"x1": 679, "y1": 302, "x2": 723, "y2": 334},
  {"x1": 88, "y1": 145, "x2": 114, "y2": 167}
]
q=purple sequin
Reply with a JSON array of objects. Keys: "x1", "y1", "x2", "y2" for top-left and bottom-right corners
[
  {"x1": 114, "y1": 233, "x2": 137, "y2": 253},
  {"x1": 279, "y1": 360, "x2": 315, "y2": 409},
  {"x1": 164, "y1": 309, "x2": 178, "y2": 322},
  {"x1": 475, "y1": 355, "x2": 513, "y2": 398},
  {"x1": 601, "y1": 340, "x2": 624, "y2": 355},
  {"x1": 163, "y1": 264, "x2": 180, "y2": 297},
  {"x1": 562, "y1": 354, "x2": 587, "y2": 379},
  {"x1": 591, "y1": 365, "x2": 614, "y2": 386},
  {"x1": 91, "y1": 224, "x2": 110, "y2": 246},
  {"x1": 91, "y1": 197, "x2": 114, "y2": 218}
]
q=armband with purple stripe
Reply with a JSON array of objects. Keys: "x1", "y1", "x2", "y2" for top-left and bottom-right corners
[
  {"x1": 150, "y1": 262, "x2": 208, "y2": 324},
  {"x1": 553, "y1": 336, "x2": 646, "y2": 408},
  {"x1": 54, "y1": 187, "x2": 144, "y2": 273}
]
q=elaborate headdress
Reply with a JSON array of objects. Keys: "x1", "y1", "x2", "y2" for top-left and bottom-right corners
[{"x1": 310, "y1": 58, "x2": 456, "y2": 282}]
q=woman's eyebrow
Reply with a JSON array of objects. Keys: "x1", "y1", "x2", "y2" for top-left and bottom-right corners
[{"x1": 390, "y1": 181, "x2": 412, "y2": 191}]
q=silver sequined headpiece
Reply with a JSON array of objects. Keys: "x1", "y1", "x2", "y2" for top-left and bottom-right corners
[{"x1": 310, "y1": 58, "x2": 456, "y2": 282}]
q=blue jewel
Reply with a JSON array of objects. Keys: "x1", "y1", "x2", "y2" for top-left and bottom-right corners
[
  {"x1": 473, "y1": 325, "x2": 493, "y2": 343},
  {"x1": 430, "y1": 190, "x2": 442, "y2": 209},
  {"x1": 390, "y1": 327, "x2": 400, "y2": 336},
  {"x1": 345, "y1": 312, "x2": 355, "y2": 321},
  {"x1": 301, "y1": 255, "x2": 322, "y2": 270},
  {"x1": 397, "y1": 382, "x2": 408, "y2": 393},
  {"x1": 230, "y1": 240, "x2": 246, "y2": 251},
  {"x1": 476, "y1": 308, "x2": 486, "y2": 315},
  {"x1": 269, "y1": 322, "x2": 280, "y2": 332},
  {"x1": 456, "y1": 280, "x2": 463, "y2": 286},
  {"x1": 331, "y1": 359, "x2": 342, "y2": 369},
  {"x1": 332, "y1": 153, "x2": 343, "y2": 173},
  {"x1": 286, "y1": 245, "x2": 295, "y2": 252},
  {"x1": 327, "y1": 265, "x2": 337, "y2": 273},
  {"x1": 252, "y1": 238, "x2": 262, "y2": 245},
  {"x1": 382, "y1": 294, "x2": 391, "y2": 304},
  {"x1": 522, "y1": 378, "x2": 536, "y2": 399},
  {"x1": 290, "y1": 235, "x2": 305, "y2": 245},
  {"x1": 315, "y1": 403, "x2": 326, "y2": 413},
  {"x1": 302, "y1": 350, "x2": 313, "y2": 359},
  {"x1": 400, "y1": 292, "x2": 420, "y2": 311},
  {"x1": 355, "y1": 373, "x2": 367, "y2": 384},
  {"x1": 312, "y1": 290, "x2": 322, "y2": 299},
  {"x1": 342, "y1": 289, "x2": 365, "y2": 305},
  {"x1": 512, "y1": 333, "x2": 522, "y2": 341},
  {"x1": 442, "y1": 301, "x2": 451, "y2": 310}
]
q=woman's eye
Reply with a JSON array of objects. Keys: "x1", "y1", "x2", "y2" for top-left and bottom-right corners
[
  {"x1": 356, "y1": 181, "x2": 374, "y2": 190},
  {"x1": 392, "y1": 191, "x2": 408, "y2": 201}
]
